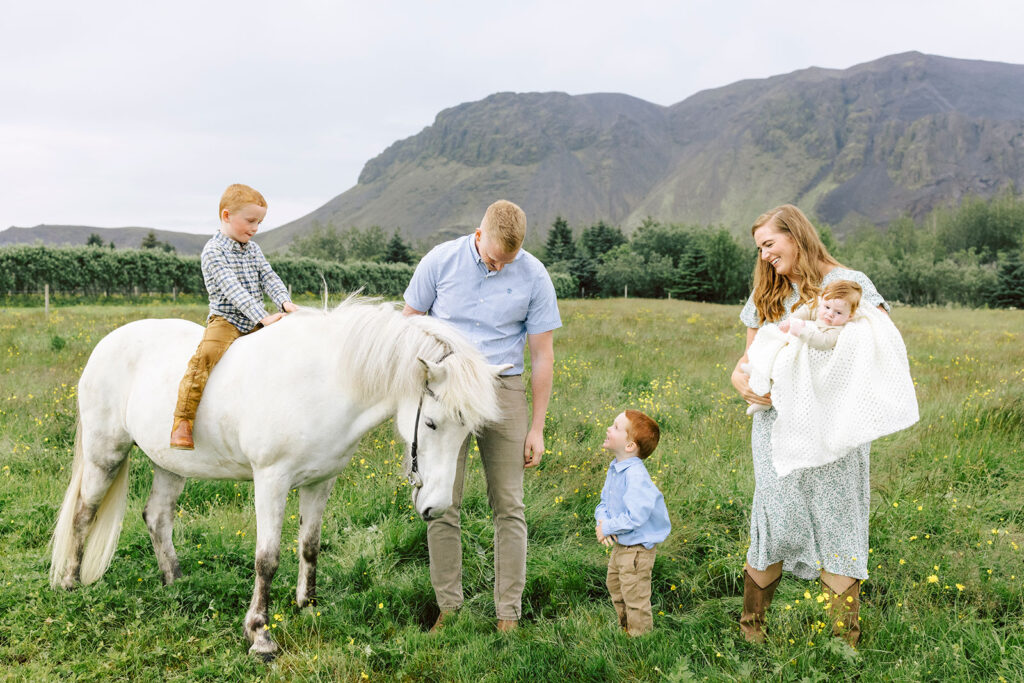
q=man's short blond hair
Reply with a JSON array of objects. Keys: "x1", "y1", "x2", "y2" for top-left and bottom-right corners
[
  {"x1": 219, "y1": 183, "x2": 267, "y2": 218},
  {"x1": 480, "y1": 200, "x2": 526, "y2": 253}
]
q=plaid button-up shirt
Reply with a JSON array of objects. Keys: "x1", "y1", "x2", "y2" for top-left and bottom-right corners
[{"x1": 202, "y1": 232, "x2": 290, "y2": 333}]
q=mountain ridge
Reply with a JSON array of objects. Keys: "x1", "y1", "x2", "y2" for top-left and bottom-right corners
[{"x1": 9, "y1": 52, "x2": 1024, "y2": 252}]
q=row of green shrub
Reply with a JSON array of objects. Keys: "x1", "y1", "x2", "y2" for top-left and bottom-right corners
[{"x1": 0, "y1": 245, "x2": 416, "y2": 298}]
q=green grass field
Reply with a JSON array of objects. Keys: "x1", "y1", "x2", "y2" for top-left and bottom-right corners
[{"x1": 1, "y1": 299, "x2": 1022, "y2": 681}]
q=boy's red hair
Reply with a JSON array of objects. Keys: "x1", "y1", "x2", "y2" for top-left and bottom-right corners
[
  {"x1": 624, "y1": 410, "x2": 660, "y2": 459},
  {"x1": 219, "y1": 183, "x2": 267, "y2": 218}
]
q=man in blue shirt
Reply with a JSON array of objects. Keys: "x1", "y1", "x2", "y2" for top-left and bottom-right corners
[
  {"x1": 404, "y1": 200, "x2": 561, "y2": 632},
  {"x1": 595, "y1": 410, "x2": 671, "y2": 636}
]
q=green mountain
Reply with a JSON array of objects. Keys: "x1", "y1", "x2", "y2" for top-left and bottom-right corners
[
  {"x1": 9, "y1": 52, "x2": 1024, "y2": 252},
  {"x1": 260, "y1": 51, "x2": 1024, "y2": 250}
]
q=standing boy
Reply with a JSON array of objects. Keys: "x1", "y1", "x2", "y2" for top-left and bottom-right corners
[
  {"x1": 170, "y1": 183, "x2": 297, "y2": 450},
  {"x1": 403, "y1": 199, "x2": 561, "y2": 632},
  {"x1": 595, "y1": 410, "x2": 670, "y2": 636}
]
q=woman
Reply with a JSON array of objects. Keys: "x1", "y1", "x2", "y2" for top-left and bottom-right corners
[{"x1": 731, "y1": 205, "x2": 889, "y2": 647}]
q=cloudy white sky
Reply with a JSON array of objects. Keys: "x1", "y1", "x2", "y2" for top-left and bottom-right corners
[{"x1": 3, "y1": 0, "x2": 1023, "y2": 235}]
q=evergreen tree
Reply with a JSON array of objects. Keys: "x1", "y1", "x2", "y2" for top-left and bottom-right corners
[
  {"x1": 544, "y1": 216, "x2": 575, "y2": 264},
  {"x1": 140, "y1": 230, "x2": 160, "y2": 249},
  {"x1": 86, "y1": 233, "x2": 104, "y2": 247},
  {"x1": 674, "y1": 248, "x2": 712, "y2": 302},
  {"x1": 383, "y1": 230, "x2": 415, "y2": 264},
  {"x1": 579, "y1": 221, "x2": 626, "y2": 261},
  {"x1": 990, "y1": 251, "x2": 1024, "y2": 308}
]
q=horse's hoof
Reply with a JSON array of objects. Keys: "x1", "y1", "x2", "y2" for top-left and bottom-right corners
[{"x1": 248, "y1": 639, "x2": 279, "y2": 662}]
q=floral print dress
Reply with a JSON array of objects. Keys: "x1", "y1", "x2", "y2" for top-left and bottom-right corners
[{"x1": 739, "y1": 268, "x2": 890, "y2": 580}]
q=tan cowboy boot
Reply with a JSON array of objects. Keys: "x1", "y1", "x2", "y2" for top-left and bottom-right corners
[
  {"x1": 496, "y1": 619, "x2": 518, "y2": 632},
  {"x1": 429, "y1": 611, "x2": 453, "y2": 633},
  {"x1": 170, "y1": 418, "x2": 194, "y2": 450},
  {"x1": 822, "y1": 579, "x2": 861, "y2": 647},
  {"x1": 739, "y1": 570, "x2": 780, "y2": 643}
]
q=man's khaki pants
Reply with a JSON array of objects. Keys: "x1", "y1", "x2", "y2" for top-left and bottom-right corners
[
  {"x1": 427, "y1": 375, "x2": 529, "y2": 620},
  {"x1": 607, "y1": 543, "x2": 657, "y2": 635},
  {"x1": 174, "y1": 315, "x2": 244, "y2": 422}
]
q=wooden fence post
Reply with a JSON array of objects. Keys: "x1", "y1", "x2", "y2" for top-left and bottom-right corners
[
  {"x1": 624, "y1": 285, "x2": 628, "y2": 299},
  {"x1": 44, "y1": 283, "x2": 49, "y2": 315}
]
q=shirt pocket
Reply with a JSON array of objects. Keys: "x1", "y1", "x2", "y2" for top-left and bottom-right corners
[{"x1": 499, "y1": 286, "x2": 530, "y2": 323}]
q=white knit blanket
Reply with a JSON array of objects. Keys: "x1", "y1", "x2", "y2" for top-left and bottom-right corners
[{"x1": 767, "y1": 305, "x2": 919, "y2": 476}]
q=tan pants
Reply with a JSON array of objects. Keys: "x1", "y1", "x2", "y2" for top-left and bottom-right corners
[
  {"x1": 607, "y1": 543, "x2": 657, "y2": 635},
  {"x1": 174, "y1": 315, "x2": 245, "y2": 421},
  {"x1": 427, "y1": 375, "x2": 529, "y2": 620}
]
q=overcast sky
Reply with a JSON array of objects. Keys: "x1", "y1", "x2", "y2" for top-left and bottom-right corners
[{"x1": 3, "y1": 0, "x2": 1023, "y2": 235}]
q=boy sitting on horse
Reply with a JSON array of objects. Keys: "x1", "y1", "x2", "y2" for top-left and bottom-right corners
[{"x1": 170, "y1": 183, "x2": 298, "y2": 449}]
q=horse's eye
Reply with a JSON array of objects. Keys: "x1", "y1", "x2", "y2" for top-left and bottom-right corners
[{"x1": 425, "y1": 418, "x2": 437, "y2": 430}]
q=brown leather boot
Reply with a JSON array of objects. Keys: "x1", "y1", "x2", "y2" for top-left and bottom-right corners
[
  {"x1": 822, "y1": 579, "x2": 861, "y2": 647},
  {"x1": 170, "y1": 418, "x2": 194, "y2": 450},
  {"x1": 429, "y1": 611, "x2": 453, "y2": 633},
  {"x1": 496, "y1": 619, "x2": 518, "y2": 632},
  {"x1": 739, "y1": 569, "x2": 780, "y2": 643}
]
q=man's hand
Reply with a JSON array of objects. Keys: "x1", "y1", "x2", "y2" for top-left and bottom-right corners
[
  {"x1": 282, "y1": 301, "x2": 299, "y2": 313},
  {"x1": 524, "y1": 428, "x2": 544, "y2": 468}
]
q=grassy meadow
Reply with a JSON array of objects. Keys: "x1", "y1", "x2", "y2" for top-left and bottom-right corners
[{"x1": 0, "y1": 298, "x2": 1022, "y2": 681}]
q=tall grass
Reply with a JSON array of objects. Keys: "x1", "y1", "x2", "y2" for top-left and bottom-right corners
[{"x1": 0, "y1": 299, "x2": 1021, "y2": 681}]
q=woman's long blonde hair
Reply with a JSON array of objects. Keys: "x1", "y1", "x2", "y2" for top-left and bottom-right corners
[{"x1": 750, "y1": 205, "x2": 840, "y2": 324}]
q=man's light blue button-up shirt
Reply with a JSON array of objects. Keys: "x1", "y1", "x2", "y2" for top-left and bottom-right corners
[
  {"x1": 403, "y1": 234, "x2": 561, "y2": 374},
  {"x1": 595, "y1": 457, "x2": 671, "y2": 549}
]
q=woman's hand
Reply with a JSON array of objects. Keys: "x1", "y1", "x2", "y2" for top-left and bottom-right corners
[{"x1": 732, "y1": 362, "x2": 772, "y2": 406}]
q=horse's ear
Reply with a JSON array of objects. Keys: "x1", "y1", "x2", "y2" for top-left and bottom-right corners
[
  {"x1": 489, "y1": 363, "x2": 514, "y2": 377},
  {"x1": 418, "y1": 357, "x2": 449, "y2": 384}
]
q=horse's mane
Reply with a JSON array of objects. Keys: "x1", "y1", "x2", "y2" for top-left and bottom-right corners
[{"x1": 292, "y1": 296, "x2": 501, "y2": 432}]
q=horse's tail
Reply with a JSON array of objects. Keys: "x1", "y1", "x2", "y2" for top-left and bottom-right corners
[{"x1": 49, "y1": 417, "x2": 132, "y2": 587}]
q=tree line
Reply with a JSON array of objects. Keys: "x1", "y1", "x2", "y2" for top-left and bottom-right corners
[
  {"x1": 538, "y1": 190, "x2": 1024, "y2": 308},
  {"x1": 541, "y1": 217, "x2": 751, "y2": 303},
  {"x1": 5, "y1": 192, "x2": 1022, "y2": 307},
  {"x1": 835, "y1": 190, "x2": 1024, "y2": 308}
]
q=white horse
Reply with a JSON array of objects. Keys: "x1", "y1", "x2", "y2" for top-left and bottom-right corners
[{"x1": 50, "y1": 297, "x2": 505, "y2": 659}]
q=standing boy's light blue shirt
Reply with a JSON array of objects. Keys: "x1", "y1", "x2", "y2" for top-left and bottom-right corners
[
  {"x1": 403, "y1": 234, "x2": 561, "y2": 374},
  {"x1": 595, "y1": 457, "x2": 671, "y2": 549}
]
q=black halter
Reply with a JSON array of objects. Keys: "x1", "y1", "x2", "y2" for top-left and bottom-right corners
[{"x1": 408, "y1": 349, "x2": 453, "y2": 488}]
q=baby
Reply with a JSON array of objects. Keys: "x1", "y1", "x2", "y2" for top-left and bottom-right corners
[{"x1": 743, "y1": 280, "x2": 862, "y2": 415}]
